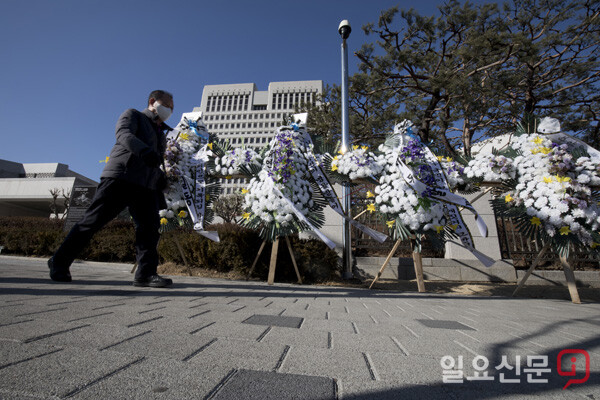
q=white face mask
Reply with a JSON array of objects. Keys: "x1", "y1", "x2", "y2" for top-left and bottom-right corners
[{"x1": 154, "y1": 101, "x2": 172, "y2": 122}]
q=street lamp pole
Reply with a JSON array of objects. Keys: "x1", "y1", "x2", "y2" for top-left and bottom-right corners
[{"x1": 339, "y1": 20, "x2": 353, "y2": 279}]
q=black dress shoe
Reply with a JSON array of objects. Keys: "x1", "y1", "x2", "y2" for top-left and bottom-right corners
[
  {"x1": 133, "y1": 274, "x2": 173, "y2": 288},
  {"x1": 48, "y1": 258, "x2": 72, "y2": 282}
]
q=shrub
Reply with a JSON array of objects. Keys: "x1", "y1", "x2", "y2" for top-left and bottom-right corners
[
  {"x1": 0, "y1": 217, "x2": 341, "y2": 283},
  {"x1": 158, "y1": 224, "x2": 340, "y2": 283},
  {"x1": 0, "y1": 217, "x2": 65, "y2": 256}
]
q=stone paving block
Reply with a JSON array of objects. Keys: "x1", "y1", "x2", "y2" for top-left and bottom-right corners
[
  {"x1": 0, "y1": 340, "x2": 62, "y2": 369},
  {"x1": 190, "y1": 320, "x2": 273, "y2": 340},
  {"x1": 68, "y1": 356, "x2": 232, "y2": 400},
  {"x1": 331, "y1": 332, "x2": 405, "y2": 353},
  {"x1": 0, "y1": 346, "x2": 140, "y2": 399},
  {"x1": 260, "y1": 326, "x2": 330, "y2": 349},
  {"x1": 366, "y1": 352, "x2": 441, "y2": 384},
  {"x1": 187, "y1": 337, "x2": 288, "y2": 372},
  {"x1": 27, "y1": 324, "x2": 151, "y2": 351},
  {"x1": 338, "y1": 380, "x2": 449, "y2": 400},
  {"x1": 300, "y1": 318, "x2": 356, "y2": 334},
  {"x1": 280, "y1": 347, "x2": 374, "y2": 381},
  {"x1": 393, "y1": 336, "x2": 474, "y2": 357},
  {"x1": 2, "y1": 256, "x2": 600, "y2": 400},
  {"x1": 101, "y1": 330, "x2": 218, "y2": 361},
  {"x1": 209, "y1": 369, "x2": 336, "y2": 400},
  {"x1": 0, "y1": 319, "x2": 91, "y2": 343}
]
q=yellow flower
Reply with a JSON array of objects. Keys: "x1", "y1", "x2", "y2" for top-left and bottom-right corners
[
  {"x1": 160, "y1": 218, "x2": 168, "y2": 225},
  {"x1": 449, "y1": 224, "x2": 458, "y2": 231},
  {"x1": 386, "y1": 220, "x2": 395, "y2": 228},
  {"x1": 207, "y1": 143, "x2": 213, "y2": 150},
  {"x1": 178, "y1": 210, "x2": 188, "y2": 218},
  {"x1": 361, "y1": 145, "x2": 369, "y2": 151},
  {"x1": 559, "y1": 226, "x2": 571, "y2": 235},
  {"x1": 539, "y1": 147, "x2": 552, "y2": 155},
  {"x1": 555, "y1": 175, "x2": 571, "y2": 183},
  {"x1": 180, "y1": 133, "x2": 190, "y2": 140},
  {"x1": 434, "y1": 225, "x2": 444, "y2": 233},
  {"x1": 366, "y1": 204, "x2": 376, "y2": 213},
  {"x1": 241, "y1": 188, "x2": 249, "y2": 194},
  {"x1": 445, "y1": 157, "x2": 453, "y2": 162},
  {"x1": 353, "y1": 145, "x2": 359, "y2": 150},
  {"x1": 590, "y1": 242, "x2": 599, "y2": 249},
  {"x1": 505, "y1": 194, "x2": 514, "y2": 203},
  {"x1": 242, "y1": 212, "x2": 251, "y2": 220},
  {"x1": 366, "y1": 191, "x2": 375, "y2": 198},
  {"x1": 531, "y1": 148, "x2": 540, "y2": 155},
  {"x1": 531, "y1": 216, "x2": 541, "y2": 226},
  {"x1": 532, "y1": 136, "x2": 544, "y2": 145},
  {"x1": 226, "y1": 175, "x2": 232, "y2": 180},
  {"x1": 543, "y1": 176, "x2": 553, "y2": 184},
  {"x1": 437, "y1": 156, "x2": 443, "y2": 161},
  {"x1": 331, "y1": 164, "x2": 338, "y2": 172}
]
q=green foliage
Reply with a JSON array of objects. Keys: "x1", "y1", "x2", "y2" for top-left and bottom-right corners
[
  {"x1": 0, "y1": 217, "x2": 341, "y2": 283},
  {"x1": 79, "y1": 219, "x2": 136, "y2": 262},
  {"x1": 158, "y1": 224, "x2": 340, "y2": 283},
  {"x1": 0, "y1": 216, "x2": 135, "y2": 261},
  {"x1": 307, "y1": 0, "x2": 599, "y2": 156},
  {"x1": 0, "y1": 217, "x2": 64, "y2": 256}
]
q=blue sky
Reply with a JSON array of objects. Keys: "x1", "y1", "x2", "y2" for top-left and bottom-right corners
[{"x1": 1, "y1": 0, "x2": 494, "y2": 181}]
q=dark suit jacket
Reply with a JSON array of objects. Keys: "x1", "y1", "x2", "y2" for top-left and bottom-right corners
[{"x1": 101, "y1": 108, "x2": 168, "y2": 190}]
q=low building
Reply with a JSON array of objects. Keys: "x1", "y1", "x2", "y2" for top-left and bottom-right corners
[{"x1": 0, "y1": 159, "x2": 97, "y2": 218}]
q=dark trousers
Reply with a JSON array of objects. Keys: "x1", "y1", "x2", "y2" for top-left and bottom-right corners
[{"x1": 53, "y1": 178, "x2": 161, "y2": 280}]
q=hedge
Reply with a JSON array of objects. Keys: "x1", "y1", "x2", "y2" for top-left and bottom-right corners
[{"x1": 0, "y1": 217, "x2": 340, "y2": 283}]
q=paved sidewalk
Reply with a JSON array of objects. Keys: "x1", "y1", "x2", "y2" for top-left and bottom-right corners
[{"x1": 0, "y1": 255, "x2": 598, "y2": 399}]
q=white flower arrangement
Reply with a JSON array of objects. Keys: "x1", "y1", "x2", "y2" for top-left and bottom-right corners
[
  {"x1": 372, "y1": 142, "x2": 446, "y2": 233},
  {"x1": 374, "y1": 171, "x2": 446, "y2": 231},
  {"x1": 214, "y1": 147, "x2": 262, "y2": 176},
  {"x1": 241, "y1": 127, "x2": 321, "y2": 238},
  {"x1": 464, "y1": 153, "x2": 516, "y2": 182},
  {"x1": 475, "y1": 126, "x2": 600, "y2": 252},
  {"x1": 330, "y1": 145, "x2": 383, "y2": 180},
  {"x1": 159, "y1": 118, "x2": 214, "y2": 229}
]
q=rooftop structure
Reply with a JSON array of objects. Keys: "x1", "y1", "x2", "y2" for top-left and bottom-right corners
[{"x1": 0, "y1": 159, "x2": 97, "y2": 217}]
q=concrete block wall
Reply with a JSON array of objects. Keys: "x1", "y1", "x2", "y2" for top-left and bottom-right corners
[{"x1": 444, "y1": 190, "x2": 502, "y2": 261}]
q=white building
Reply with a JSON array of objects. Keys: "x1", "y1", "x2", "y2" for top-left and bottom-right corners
[
  {"x1": 194, "y1": 80, "x2": 323, "y2": 194},
  {"x1": 0, "y1": 159, "x2": 97, "y2": 217}
]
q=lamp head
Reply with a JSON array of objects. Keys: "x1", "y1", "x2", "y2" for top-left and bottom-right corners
[{"x1": 338, "y1": 20, "x2": 351, "y2": 39}]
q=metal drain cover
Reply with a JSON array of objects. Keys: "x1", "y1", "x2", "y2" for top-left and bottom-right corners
[
  {"x1": 243, "y1": 314, "x2": 304, "y2": 329},
  {"x1": 417, "y1": 319, "x2": 475, "y2": 330}
]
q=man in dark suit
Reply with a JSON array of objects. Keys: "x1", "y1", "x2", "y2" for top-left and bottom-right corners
[{"x1": 48, "y1": 90, "x2": 174, "y2": 288}]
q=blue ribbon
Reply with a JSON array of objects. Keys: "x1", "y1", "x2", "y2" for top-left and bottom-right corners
[
  {"x1": 405, "y1": 126, "x2": 420, "y2": 141},
  {"x1": 291, "y1": 122, "x2": 300, "y2": 132},
  {"x1": 187, "y1": 119, "x2": 209, "y2": 140},
  {"x1": 405, "y1": 126, "x2": 433, "y2": 145}
]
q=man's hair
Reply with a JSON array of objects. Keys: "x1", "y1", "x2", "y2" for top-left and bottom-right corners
[{"x1": 148, "y1": 90, "x2": 173, "y2": 105}]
